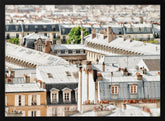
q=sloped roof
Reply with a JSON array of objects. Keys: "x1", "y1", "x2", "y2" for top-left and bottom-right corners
[{"x1": 143, "y1": 59, "x2": 160, "y2": 71}]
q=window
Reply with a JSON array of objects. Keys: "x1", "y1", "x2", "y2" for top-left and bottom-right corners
[
  {"x1": 25, "y1": 25, "x2": 28, "y2": 31},
  {"x1": 52, "y1": 25, "x2": 56, "y2": 31},
  {"x1": 53, "y1": 33, "x2": 56, "y2": 38},
  {"x1": 111, "y1": 86, "x2": 119, "y2": 94},
  {"x1": 44, "y1": 33, "x2": 47, "y2": 36},
  {"x1": 15, "y1": 95, "x2": 25, "y2": 106},
  {"x1": 16, "y1": 33, "x2": 19, "y2": 38},
  {"x1": 130, "y1": 85, "x2": 137, "y2": 94},
  {"x1": 7, "y1": 34, "x2": 10, "y2": 39},
  {"x1": 52, "y1": 108, "x2": 57, "y2": 116},
  {"x1": 19, "y1": 95, "x2": 22, "y2": 106},
  {"x1": 62, "y1": 88, "x2": 72, "y2": 103},
  {"x1": 65, "y1": 93, "x2": 69, "y2": 101},
  {"x1": 64, "y1": 107, "x2": 70, "y2": 111},
  {"x1": 68, "y1": 50, "x2": 73, "y2": 54},
  {"x1": 76, "y1": 50, "x2": 80, "y2": 53},
  {"x1": 43, "y1": 25, "x2": 47, "y2": 31},
  {"x1": 37, "y1": 45, "x2": 43, "y2": 51},
  {"x1": 6, "y1": 26, "x2": 9, "y2": 31},
  {"x1": 31, "y1": 111, "x2": 37, "y2": 117},
  {"x1": 50, "y1": 88, "x2": 59, "y2": 103},
  {"x1": 28, "y1": 110, "x2": 40, "y2": 116},
  {"x1": 31, "y1": 95, "x2": 37, "y2": 105},
  {"x1": 61, "y1": 50, "x2": 65, "y2": 54},
  {"x1": 52, "y1": 93, "x2": 57, "y2": 103},
  {"x1": 15, "y1": 25, "x2": 19, "y2": 31}
]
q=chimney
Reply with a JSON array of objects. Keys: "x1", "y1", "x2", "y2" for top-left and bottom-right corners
[
  {"x1": 24, "y1": 74, "x2": 30, "y2": 83},
  {"x1": 107, "y1": 27, "x2": 113, "y2": 43},
  {"x1": 82, "y1": 60, "x2": 92, "y2": 70},
  {"x1": 140, "y1": 16, "x2": 143, "y2": 24},
  {"x1": 102, "y1": 62, "x2": 105, "y2": 72},
  {"x1": 81, "y1": 29, "x2": 84, "y2": 44},
  {"x1": 123, "y1": 104, "x2": 126, "y2": 110},
  {"x1": 44, "y1": 40, "x2": 51, "y2": 53},
  {"x1": 8, "y1": 68, "x2": 11, "y2": 77},
  {"x1": 92, "y1": 29, "x2": 96, "y2": 39},
  {"x1": 103, "y1": 29, "x2": 107, "y2": 39},
  {"x1": 136, "y1": 73, "x2": 142, "y2": 80},
  {"x1": 78, "y1": 66, "x2": 83, "y2": 112}
]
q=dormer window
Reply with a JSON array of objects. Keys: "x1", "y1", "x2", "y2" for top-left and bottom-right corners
[
  {"x1": 52, "y1": 25, "x2": 55, "y2": 31},
  {"x1": 50, "y1": 88, "x2": 59, "y2": 103},
  {"x1": 43, "y1": 25, "x2": 47, "y2": 31},
  {"x1": 35, "y1": 25, "x2": 38, "y2": 29},
  {"x1": 6, "y1": 25, "x2": 9, "y2": 31},
  {"x1": 25, "y1": 25, "x2": 28, "y2": 31},
  {"x1": 62, "y1": 88, "x2": 72, "y2": 103},
  {"x1": 15, "y1": 25, "x2": 19, "y2": 31}
]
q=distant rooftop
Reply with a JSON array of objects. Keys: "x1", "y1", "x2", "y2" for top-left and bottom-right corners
[
  {"x1": 85, "y1": 34, "x2": 160, "y2": 55},
  {"x1": 36, "y1": 65, "x2": 79, "y2": 84},
  {"x1": 6, "y1": 42, "x2": 69, "y2": 66},
  {"x1": 5, "y1": 83, "x2": 46, "y2": 93}
]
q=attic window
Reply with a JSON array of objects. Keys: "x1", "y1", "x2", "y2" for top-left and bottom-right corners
[
  {"x1": 15, "y1": 25, "x2": 19, "y2": 31},
  {"x1": 47, "y1": 73, "x2": 53, "y2": 78},
  {"x1": 65, "y1": 71, "x2": 71, "y2": 76},
  {"x1": 43, "y1": 25, "x2": 47, "y2": 30},
  {"x1": 52, "y1": 25, "x2": 55, "y2": 31},
  {"x1": 6, "y1": 26, "x2": 9, "y2": 31},
  {"x1": 25, "y1": 25, "x2": 28, "y2": 30},
  {"x1": 35, "y1": 25, "x2": 38, "y2": 29}
]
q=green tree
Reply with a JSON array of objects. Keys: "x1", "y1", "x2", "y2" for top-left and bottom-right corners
[
  {"x1": 67, "y1": 26, "x2": 89, "y2": 44},
  {"x1": 10, "y1": 38, "x2": 19, "y2": 45}
]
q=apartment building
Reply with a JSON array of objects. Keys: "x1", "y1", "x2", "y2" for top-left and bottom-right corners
[
  {"x1": 36, "y1": 65, "x2": 79, "y2": 116},
  {"x1": 77, "y1": 57, "x2": 160, "y2": 115},
  {"x1": 5, "y1": 68, "x2": 47, "y2": 117}
]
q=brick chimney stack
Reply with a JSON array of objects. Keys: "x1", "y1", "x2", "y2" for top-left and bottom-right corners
[
  {"x1": 92, "y1": 29, "x2": 96, "y2": 39},
  {"x1": 103, "y1": 29, "x2": 107, "y2": 39},
  {"x1": 24, "y1": 74, "x2": 30, "y2": 83},
  {"x1": 102, "y1": 62, "x2": 105, "y2": 72},
  {"x1": 107, "y1": 27, "x2": 113, "y2": 43},
  {"x1": 81, "y1": 29, "x2": 84, "y2": 44},
  {"x1": 107, "y1": 27, "x2": 116, "y2": 43},
  {"x1": 44, "y1": 39, "x2": 51, "y2": 53}
]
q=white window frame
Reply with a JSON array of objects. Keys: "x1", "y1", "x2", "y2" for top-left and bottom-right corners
[
  {"x1": 111, "y1": 85, "x2": 119, "y2": 94},
  {"x1": 62, "y1": 88, "x2": 72, "y2": 103},
  {"x1": 50, "y1": 88, "x2": 59, "y2": 103},
  {"x1": 15, "y1": 95, "x2": 25, "y2": 106},
  {"x1": 130, "y1": 84, "x2": 138, "y2": 94}
]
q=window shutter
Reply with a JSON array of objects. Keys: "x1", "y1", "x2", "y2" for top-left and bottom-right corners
[
  {"x1": 28, "y1": 110, "x2": 31, "y2": 116},
  {"x1": 21, "y1": 95, "x2": 25, "y2": 106},
  {"x1": 5, "y1": 96, "x2": 7, "y2": 106},
  {"x1": 69, "y1": 92, "x2": 71, "y2": 102},
  {"x1": 50, "y1": 92, "x2": 52, "y2": 103},
  {"x1": 37, "y1": 95, "x2": 40, "y2": 105},
  {"x1": 36, "y1": 110, "x2": 40, "y2": 116},
  {"x1": 15, "y1": 95, "x2": 18, "y2": 106},
  {"x1": 28, "y1": 95, "x2": 32, "y2": 106},
  {"x1": 22, "y1": 111, "x2": 25, "y2": 116}
]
